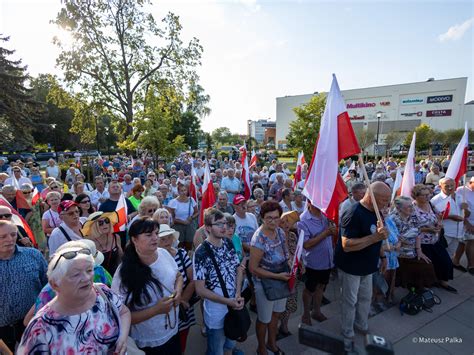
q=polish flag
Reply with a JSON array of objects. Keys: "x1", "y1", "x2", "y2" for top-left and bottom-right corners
[
  {"x1": 189, "y1": 164, "x2": 198, "y2": 202},
  {"x1": 391, "y1": 169, "x2": 403, "y2": 201},
  {"x1": 400, "y1": 132, "x2": 416, "y2": 198},
  {"x1": 293, "y1": 151, "x2": 306, "y2": 189},
  {"x1": 199, "y1": 161, "x2": 216, "y2": 226},
  {"x1": 342, "y1": 161, "x2": 356, "y2": 182},
  {"x1": 31, "y1": 187, "x2": 40, "y2": 206},
  {"x1": 250, "y1": 150, "x2": 258, "y2": 169},
  {"x1": 114, "y1": 194, "x2": 128, "y2": 232},
  {"x1": 288, "y1": 230, "x2": 304, "y2": 290},
  {"x1": 442, "y1": 201, "x2": 451, "y2": 220},
  {"x1": 446, "y1": 122, "x2": 468, "y2": 187},
  {"x1": 15, "y1": 189, "x2": 31, "y2": 210},
  {"x1": 0, "y1": 196, "x2": 37, "y2": 247},
  {"x1": 240, "y1": 144, "x2": 251, "y2": 200},
  {"x1": 302, "y1": 74, "x2": 361, "y2": 222}
]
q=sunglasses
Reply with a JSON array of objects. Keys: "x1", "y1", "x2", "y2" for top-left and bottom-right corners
[
  {"x1": 97, "y1": 218, "x2": 110, "y2": 226},
  {"x1": 79, "y1": 200, "x2": 91, "y2": 204},
  {"x1": 52, "y1": 248, "x2": 92, "y2": 270},
  {"x1": 0, "y1": 213, "x2": 12, "y2": 219}
]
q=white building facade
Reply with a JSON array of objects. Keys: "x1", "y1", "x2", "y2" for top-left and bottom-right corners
[
  {"x1": 248, "y1": 119, "x2": 276, "y2": 144},
  {"x1": 276, "y1": 77, "x2": 472, "y2": 149}
]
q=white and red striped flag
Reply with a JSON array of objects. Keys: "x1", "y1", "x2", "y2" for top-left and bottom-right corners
[
  {"x1": 240, "y1": 144, "x2": 251, "y2": 200},
  {"x1": 446, "y1": 122, "x2": 468, "y2": 187},
  {"x1": 342, "y1": 160, "x2": 356, "y2": 182},
  {"x1": 400, "y1": 132, "x2": 416, "y2": 198},
  {"x1": 288, "y1": 230, "x2": 304, "y2": 290},
  {"x1": 250, "y1": 149, "x2": 258, "y2": 169},
  {"x1": 391, "y1": 169, "x2": 403, "y2": 201},
  {"x1": 293, "y1": 151, "x2": 306, "y2": 189},
  {"x1": 31, "y1": 187, "x2": 40, "y2": 206},
  {"x1": 114, "y1": 193, "x2": 128, "y2": 232},
  {"x1": 199, "y1": 160, "x2": 217, "y2": 226},
  {"x1": 0, "y1": 196, "x2": 37, "y2": 247},
  {"x1": 302, "y1": 74, "x2": 361, "y2": 222},
  {"x1": 189, "y1": 163, "x2": 198, "y2": 202}
]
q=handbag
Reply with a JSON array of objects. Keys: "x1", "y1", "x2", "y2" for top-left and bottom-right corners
[
  {"x1": 203, "y1": 241, "x2": 251, "y2": 342},
  {"x1": 399, "y1": 288, "x2": 441, "y2": 315},
  {"x1": 437, "y1": 228, "x2": 448, "y2": 249},
  {"x1": 260, "y1": 263, "x2": 294, "y2": 301},
  {"x1": 94, "y1": 285, "x2": 145, "y2": 355}
]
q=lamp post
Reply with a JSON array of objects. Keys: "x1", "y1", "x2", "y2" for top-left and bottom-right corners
[
  {"x1": 50, "y1": 124, "x2": 57, "y2": 154},
  {"x1": 375, "y1": 111, "x2": 383, "y2": 157}
]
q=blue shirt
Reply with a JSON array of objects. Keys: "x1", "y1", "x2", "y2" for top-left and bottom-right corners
[
  {"x1": 297, "y1": 210, "x2": 334, "y2": 270},
  {"x1": 220, "y1": 177, "x2": 241, "y2": 202},
  {"x1": 0, "y1": 246, "x2": 47, "y2": 326}
]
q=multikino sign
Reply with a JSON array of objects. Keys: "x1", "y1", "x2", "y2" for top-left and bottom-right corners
[{"x1": 401, "y1": 98, "x2": 424, "y2": 105}]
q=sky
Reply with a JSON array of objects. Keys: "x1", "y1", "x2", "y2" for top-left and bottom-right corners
[{"x1": 1, "y1": 0, "x2": 473, "y2": 134}]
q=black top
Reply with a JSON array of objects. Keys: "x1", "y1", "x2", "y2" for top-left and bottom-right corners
[
  {"x1": 334, "y1": 202, "x2": 382, "y2": 276},
  {"x1": 98, "y1": 198, "x2": 136, "y2": 215}
]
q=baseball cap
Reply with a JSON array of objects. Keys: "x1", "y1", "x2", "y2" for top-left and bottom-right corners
[
  {"x1": 58, "y1": 200, "x2": 78, "y2": 214},
  {"x1": 233, "y1": 194, "x2": 246, "y2": 205}
]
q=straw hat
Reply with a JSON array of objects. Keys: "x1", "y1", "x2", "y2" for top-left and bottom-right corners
[
  {"x1": 280, "y1": 210, "x2": 300, "y2": 227},
  {"x1": 158, "y1": 224, "x2": 179, "y2": 241},
  {"x1": 81, "y1": 211, "x2": 119, "y2": 237}
]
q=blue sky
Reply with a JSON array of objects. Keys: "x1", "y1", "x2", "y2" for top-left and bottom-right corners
[{"x1": 1, "y1": 0, "x2": 473, "y2": 134}]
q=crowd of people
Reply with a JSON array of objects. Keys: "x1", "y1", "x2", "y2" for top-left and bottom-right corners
[{"x1": 0, "y1": 151, "x2": 472, "y2": 355}]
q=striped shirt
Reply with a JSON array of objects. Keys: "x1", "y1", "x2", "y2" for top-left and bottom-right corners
[{"x1": 174, "y1": 248, "x2": 196, "y2": 331}]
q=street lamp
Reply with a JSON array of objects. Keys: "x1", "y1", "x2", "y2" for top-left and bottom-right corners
[
  {"x1": 50, "y1": 124, "x2": 57, "y2": 154},
  {"x1": 375, "y1": 111, "x2": 383, "y2": 157}
]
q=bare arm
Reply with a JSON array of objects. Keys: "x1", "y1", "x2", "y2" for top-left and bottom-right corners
[{"x1": 42, "y1": 219, "x2": 54, "y2": 235}]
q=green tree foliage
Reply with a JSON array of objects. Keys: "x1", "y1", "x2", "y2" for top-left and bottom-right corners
[
  {"x1": 404, "y1": 123, "x2": 433, "y2": 151},
  {"x1": 174, "y1": 111, "x2": 201, "y2": 149},
  {"x1": 53, "y1": 0, "x2": 203, "y2": 140},
  {"x1": 383, "y1": 131, "x2": 406, "y2": 155},
  {"x1": 211, "y1": 127, "x2": 232, "y2": 145},
  {"x1": 0, "y1": 35, "x2": 43, "y2": 150},
  {"x1": 356, "y1": 130, "x2": 376, "y2": 155},
  {"x1": 286, "y1": 94, "x2": 326, "y2": 161}
]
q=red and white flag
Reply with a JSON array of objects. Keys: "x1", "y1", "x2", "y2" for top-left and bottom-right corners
[
  {"x1": 288, "y1": 230, "x2": 304, "y2": 290},
  {"x1": 400, "y1": 132, "x2": 416, "y2": 198},
  {"x1": 240, "y1": 144, "x2": 251, "y2": 200},
  {"x1": 199, "y1": 161, "x2": 217, "y2": 226},
  {"x1": 189, "y1": 162, "x2": 198, "y2": 202},
  {"x1": 342, "y1": 160, "x2": 356, "y2": 182},
  {"x1": 31, "y1": 187, "x2": 40, "y2": 206},
  {"x1": 293, "y1": 151, "x2": 306, "y2": 189},
  {"x1": 250, "y1": 149, "x2": 258, "y2": 169},
  {"x1": 302, "y1": 74, "x2": 361, "y2": 222},
  {"x1": 446, "y1": 122, "x2": 468, "y2": 187},
  {"x1": 391, "y1": 169, "x2": 403, "y2": 201},
  {"x1": 114, "y1": 193, "x2": 128, "y2": 232},
  {"x1": 442, "y1": 201, "x2": 451, "y2": 220},
  {"x1": 0, "y1": 196, "x2": 37, "y2": 247}
]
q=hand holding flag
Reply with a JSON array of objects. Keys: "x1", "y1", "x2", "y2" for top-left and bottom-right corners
[{"x1": 288, "y1": 230, "x2": 304, "y2": 290}]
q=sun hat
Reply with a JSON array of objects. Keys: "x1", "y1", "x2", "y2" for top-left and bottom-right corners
[
  {"x1": 158, "y1": 224, "x2": 179, "y2": 241},
  {"x1": 280, "y1": 210, "x2": 300, "y2": 227},
  {"x1": 81, "y1": 211, "x2": 119, "y2": 237}
]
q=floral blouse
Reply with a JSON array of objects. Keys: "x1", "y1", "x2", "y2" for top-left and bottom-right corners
[
  {"x1": 19, "y1": 283, "x2": 122, "y2": 354},
  {"x1": 388, "y1": 210, "x2": 419, "y2": 258},
  {"x1": 412, "y1": 204, "x2": 439, "y2": 245}
]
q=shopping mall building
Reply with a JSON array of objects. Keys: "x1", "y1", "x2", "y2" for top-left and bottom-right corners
[{"x1": 276, "y1": 77, "x2": 473, "y2": 150}]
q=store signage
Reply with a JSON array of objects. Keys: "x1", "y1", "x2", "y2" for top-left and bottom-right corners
[
  {"x1": 346, "y1": 102, "x2": 376, "y2": 109},
  {"x1": 401, "y1": 98, "x2": 424, "y2": 105},
  {"x1": 401, "y1": 112, "x2": 423, "y2": 117},
  {"x1": 426, "y1": 109, "x2": 452, "y2": 117},
  {"x1": 427, "y1": 95, "x2": 453, "y2": 104},
  {"x1": 350, "y1": 115, "x2": 365, "y2": 120},
  {"x1": 380, "y1": 101, "x2": 390, "y2": 106}
]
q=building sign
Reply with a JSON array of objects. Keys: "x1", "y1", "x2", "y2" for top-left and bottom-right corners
[
  {"x1": 426, "y1": 109, "x2": 452, "y2": 117},
  {"x1": 346, "y1": 102, "x2": 376, "y2": 109},
  {"x1": 401, "y1": 98, "x2": 424, "y2": 105},
  {"x1": 380, "y1": 101, "x2": 391, "y2": 106},
  {"x1": 350, "y1": 115, "x2": 365, "y2": 120},
  {"x1": 427, "y1": 95, "x2": 453, "y2": 104},
  {"x1": 401, "y1": 112, "x2": 423, "y2": 117}
]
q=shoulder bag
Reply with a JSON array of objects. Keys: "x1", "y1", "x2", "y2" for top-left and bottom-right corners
[{"x1": 203, "y1": 241, "x2": 251, "y2": 342}]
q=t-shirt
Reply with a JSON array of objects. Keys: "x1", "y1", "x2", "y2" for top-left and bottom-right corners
[
  {"x1": 193, "y1": 239, "x2": 240, "y2": 329},
  {"x1": 168, "y1": 198, "x2": 197, "y2": 221},
  {"x1": 334, "y1": 202, "x2": 382, "y2": 276},
  {"x1": 42, "y1": 209, "x2": 61, "y2": 232},
  {"x1": 18, "y1": 284, "x2": 122, "y2": 354},
  {"x1": 233, "y1": 212, "x2": 259, "y2": 248},
  {"x1": 250, "y1": 226, "x2": 288, "y2": 279},
  {"x1": 112, "y1": 248, "x2": 179, "y2": 348},
  {"x1": 48, "y1": 223, "x2": 84, "y2": 255}
]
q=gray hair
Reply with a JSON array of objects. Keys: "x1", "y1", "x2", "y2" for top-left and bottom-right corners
[
  {"x1": 138, "y1": 196, "x2": 160, "y2": 215},
  {"x1": 350, "y1": 182, "x2": 367, "y2": 193},
  {"x1": 394, "y1": 196, "x2": 412, "y2": 210},
  {"x1": 253, "y1": 188, "x2": 264, "y2": 198},
  {"x1": 47, "y1": 242, "x2": 94, "y2": 286},
  {"x1": 439, "y1": 177, "x2": 453, "y2": 186},
  {"x1": 217, "y1": 190, "x2": 228, "y2": 198},
  {"x1": 153, "y1": 208, "x2": 171, "y2": 222},
  {"x1": 1, "y1": 185, "x2": 16, "y2": 193}
]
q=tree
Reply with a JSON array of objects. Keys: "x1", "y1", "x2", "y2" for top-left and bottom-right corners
[
  {"x1": 211, "y1": 127, "x2": 232, "y2": 146},
  {"x1": 0, "y1": 35, "x2": 43, "y2": 150},
  {"x1": 404, "y1": 123, "x2": 433, "y2": 151},
  {"x1": 383, "y1": 131, "x2": 406, "y2": 156},
  {"x1": 53, "y1": 0, "x2": 203, "y2": 140},
  {"x1": 286, "y1": 94, "x2": 326, "y2": 161},
  {"x1": 356, "y1": 130, "x2": 376, "y2": 156}
]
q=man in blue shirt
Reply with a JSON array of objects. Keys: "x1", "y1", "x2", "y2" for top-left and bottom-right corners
[
  {"x1": 220, "y1": 168, "x2": 241, "y2": 202},
  {"x1": 0, "y1": 220, "x2": 47, "y2": 351}
]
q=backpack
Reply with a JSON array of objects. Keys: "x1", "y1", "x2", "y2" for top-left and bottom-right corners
[{"x1": 399, "y1": 288, "x2": 441, "y2": 315}]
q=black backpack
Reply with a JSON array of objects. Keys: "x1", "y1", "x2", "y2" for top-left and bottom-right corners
[{"x1": 399, "y1": 289, "x2": 441, "y2": 315}]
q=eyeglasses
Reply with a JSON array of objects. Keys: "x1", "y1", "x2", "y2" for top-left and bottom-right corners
[
  {"x1": 97, "y1": 218, "x2": 110, "y2": 226},
  {"x1": 79, "y1": 200, "x2": 91, "y2": 204},
  {"x1": 264, "y1": 216, "x2": 280, "y2": 222},
  {"x1": 211, "y1": 222, "x2": 228, "y2": 228},
  {"x1": 61, "y1": 209, "x2": 80, "y2": 217},
  {"x1": 0, "y1": 213, "x2": 12, "y2": 219},
  {"x1": 52, "y1": 248, "x2": 92, "y2": 270}
]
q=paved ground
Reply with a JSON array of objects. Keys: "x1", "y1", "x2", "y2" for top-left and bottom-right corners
[{"x1": 185, "y1": 258, "x2": 474, "y2": 355}]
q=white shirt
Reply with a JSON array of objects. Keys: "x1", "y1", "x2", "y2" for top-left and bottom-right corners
[
  {"x1": 5, "y1": 176, "x2": 31, "y2": 187},
  {"x1": 46, "y1": 166, "x2": 60, "y2": 179},
  {"x1": 456, "y1": 186, "x2": 474, "y2": 225},
  {"x1": 112, "y1": 248, "x2": 179, "y2": 348},
  {"x1": 431, "y1": 192, "x2": 463, "y2": 238},
  {"x1": 90, "y1": 189, "x2": 110, "y2": 208},
  {"x1": 48, "y1": 222, "x2": 83, "y2": 254},
  {"x1": 168, "y1": 198, "x2": 197, "y2": 220},
  {"x1": 279, "y1": 200, "x2": 293, "y2": 213},
  {"x1": 291, "y1": 201, "x2": 306, "y2": 214}
]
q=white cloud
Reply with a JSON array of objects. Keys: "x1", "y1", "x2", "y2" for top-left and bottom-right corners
[{"x1": 438, "y1": 17, "x2": 474, "y2": 42}]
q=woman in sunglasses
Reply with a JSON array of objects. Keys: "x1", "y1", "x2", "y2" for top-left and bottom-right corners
[
  {"x1": 82, "y1": 211, "x2": 123, "y2": 275},
  {"x1": 41, "y1": 191, "x2": 62, "y2": 237},
  {"x1": 112, "y1": 218, "x2": 183, "y2": 354},
  {"x1": 18, "y1": 240, "x2": 131, "y2": 354},
  {"x1": 75, "y1": 193, "x2": 95, "y2": 218}
]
